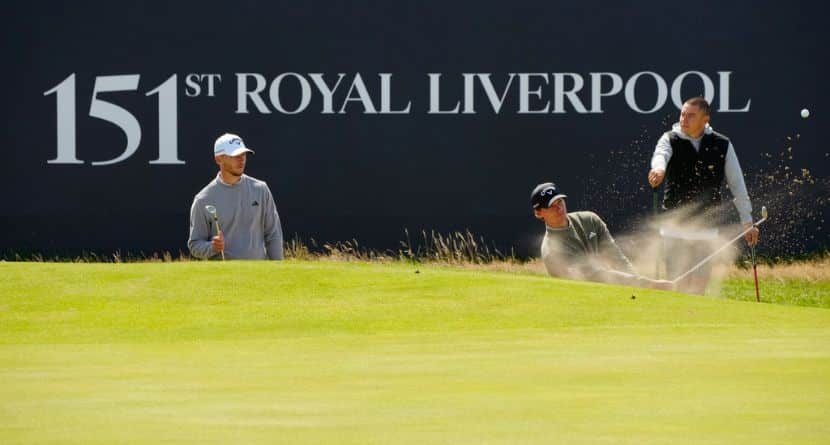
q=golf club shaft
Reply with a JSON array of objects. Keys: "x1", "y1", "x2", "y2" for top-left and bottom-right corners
[
  {"x1": 752, "y1": 264, "x2": 760, "y2": 302},
  {"x1": 671, "y1": 216, "x2": 767, "y2": 284},
  {"x1": 653, "y1": 191, "x2": 659, "y2": 278},
  {"x1": 214, "y1": 219, "x2": 225, "y2": 261},
  {"x1": 751, "y1": 246, "x2": 760, "y2": 302}
]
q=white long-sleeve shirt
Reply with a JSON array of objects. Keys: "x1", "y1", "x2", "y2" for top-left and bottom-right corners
[{"x1": 651, "y1": 123, "x2": 753, "y2": 224}]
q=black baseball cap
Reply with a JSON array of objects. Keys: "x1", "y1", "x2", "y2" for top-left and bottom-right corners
[{"x1": 531, "y1": 182, "x2": 567, "y2": 209}]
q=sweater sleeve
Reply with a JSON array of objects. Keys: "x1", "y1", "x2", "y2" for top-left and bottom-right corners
[
  {"x1": 651, "y1": 132, "x2": 673, "y2": 171},
  {"x1": 188, "y1": 199, "x2": 216, "y2": 260},
  {"x1": 585, "y1": 268, "x2": 657, "y2": 288},
  {"x1": 551, "y1": 250, "x2": 650, "y2": 288},
  {"x1": 724, "y1": 142, "x2": 754, "y2": 224},
  {"x1": 262, "y1": 185, "x2": 285, "y2": 260}
]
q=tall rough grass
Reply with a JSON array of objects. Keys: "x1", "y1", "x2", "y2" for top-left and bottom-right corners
[
  {"x1": 286, "y1": 229, "x2": 518, "y2": 264},
  {"x1": 1, "y1": 230, "x2": 519, "y2": 265},
  {"x1": 1, "y1": 250, "x2": 184, "y2": 263},
  {"x1": 3, "y1": 234, "x2": 826, "y2": 281},
  {"x1": 729, "y1": 255, "x2": 830, "y2": 282}
]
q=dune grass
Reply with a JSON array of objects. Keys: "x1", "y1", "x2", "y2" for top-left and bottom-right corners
[
  {"x1": 718, "y1": 257, "x2": 830, "y2": 308},
  {"x1": 1, "y1": 261, "x2": 828, "y2": 444}
]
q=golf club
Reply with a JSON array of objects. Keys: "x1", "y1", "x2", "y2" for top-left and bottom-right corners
[
  {"x1": 750, "y1": 244, "x2": 760, "y2": 302},
  {"x1": 204, "y1": 205, "x2": 225, "y2": 261},
  {"x1": 671, "y1": 206, "x2": 768, "y2": 285},
  {"x1": 653, "y1": 190, "x2": 660, "y2": 279}
]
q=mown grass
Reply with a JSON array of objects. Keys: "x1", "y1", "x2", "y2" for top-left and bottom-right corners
[
  {"x1": 4, "y1": 232, "x2": 826, "y2": 310},
  {"x1": 3, "y1": 252, "x2": 827, "y2": 310},
  {"x1": 1, "y1": 261, "x2": 828, "y2": 444}
]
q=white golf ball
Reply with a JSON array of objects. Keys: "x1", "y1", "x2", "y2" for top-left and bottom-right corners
[{"x1": 801, "y1": 108, "x2": 810, "y2": 118}]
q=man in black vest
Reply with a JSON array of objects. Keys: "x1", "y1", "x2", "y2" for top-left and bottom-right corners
[{"x1": 647, "y1": 97, "x2": 759, "y2": 294}]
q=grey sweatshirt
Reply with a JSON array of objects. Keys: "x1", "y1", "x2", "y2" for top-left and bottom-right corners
[
  {"x1": 188, "y1": 174, "x2": 284, "y2": 260},
  {"x1": 651, "y1": 123, "x2": 753, "y2": 224}
]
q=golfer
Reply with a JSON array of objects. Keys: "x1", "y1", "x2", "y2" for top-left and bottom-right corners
[
  {"x1": 532, "y1": 182, "x2": 673, "y2": 290},
  {"x1": 188, "y1": 133, "x2": 284, "y2": 260},
  {"x1": 647, "y1": 97, "x2": 759, "y2": 293}
]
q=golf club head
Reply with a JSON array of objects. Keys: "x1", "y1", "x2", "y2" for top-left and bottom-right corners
[
  {"x1": 204, "y1": 205, "x2": 218, "y2": 219},
  {"x1": 761, "y1": 206, "x2": 768, "y2": 220}
]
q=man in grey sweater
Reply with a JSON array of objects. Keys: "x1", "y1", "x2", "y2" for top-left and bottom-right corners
[
  {"x1": 188, "y1": 133, "x2": 284, "y2": 260},
  {"x1": 532, "y1": 182, "x2": 673, "y2": 290}
]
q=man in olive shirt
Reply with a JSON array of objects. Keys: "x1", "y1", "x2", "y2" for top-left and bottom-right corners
[{"x1": 532, "y1": 182, "x2": 672, "y2": 290}]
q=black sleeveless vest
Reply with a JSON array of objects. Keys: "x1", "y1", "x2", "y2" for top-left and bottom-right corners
[{"x1": 663, "y1": 130, "x2": 730, "y2": 213}]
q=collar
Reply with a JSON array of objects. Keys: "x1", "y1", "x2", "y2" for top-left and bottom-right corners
[
  {"x1": 216, "y1": 172, "x2": 243, "y2": 186},
  {"x1": 545, "y1": 218, "x2": 570, "y2": 232}
]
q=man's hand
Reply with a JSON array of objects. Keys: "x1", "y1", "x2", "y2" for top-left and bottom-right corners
[
  {"x1": 743, "y1": 223, "x2": 760, "y2": 247},
  {"x1": 211, "y1": 231, "x2": 225, "y2": 253},
  {"x1": 648, "y1": 169, "x2": 666, "y2": 188}
]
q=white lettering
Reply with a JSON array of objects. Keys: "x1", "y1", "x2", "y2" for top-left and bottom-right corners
[
  {"x1": 428, "y1": 73, "x2": 460, "y2": 114},
  {"x1": 202, "y1": 74, "x2": 221, "y2": 97},
  {"x1": 270, "y1": 72, "x2": 312, "y2": 114},
  {"x1": 671, "y1": 71, "x2": 715, "y2": 109},
  {"x1": 309, "y1": 73, "x2": 347, "y2": 114},
  {"x1": 625, "y1": 71, "x2": 668, "y2": 113},
  {"x1": 44, "y1": 74, "x2": 81, "y2": 164},
  {"x1": 553, "y1": 73, "x2": 588, "y2": 113},
  {"x1": 718, "y1": 71, "x2": 751, "y2": 112},
  {"x1": 518, "y1": 73, "x2": 550, "y2": 114},
  {"x1": 462, "y1": 73, "x2": 476, "y2": 114},
  {"x1": 477, "y1": 73, "x2": 516, "y2": 114},
  {"x1": 146, "y1": 75, "x2": 183, "y2": 164},
  {"x1": 89, "y1": 75, "x2": 142, "y2": 166},
  {"x1": 379, "y1": 73, "x2": 411, "y2": 114},
  {"x1": 184, "y1": 74, "x2": 201, "y2": 97},
  {"x1": 339, "y1": 73, "x2": 377, "y2": 114},
  {"x1": 590, "y1": 72, "x2": 623, "y2": 113},
  {"x1": 236, "y1": 73, "x2": 270, "y2": 114}
]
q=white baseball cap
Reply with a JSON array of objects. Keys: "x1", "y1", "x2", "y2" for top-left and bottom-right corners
[{"x1": 214, "y1": 133, "x2": 255, "y2": 157}]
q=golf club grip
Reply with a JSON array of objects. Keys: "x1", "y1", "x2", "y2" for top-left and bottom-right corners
[
  {"x1": 210, "y1": 216, "x2": 225, "y2": 261},
  {"x1": 216, "y1": 225, "x2": 225, "y2": 261}
]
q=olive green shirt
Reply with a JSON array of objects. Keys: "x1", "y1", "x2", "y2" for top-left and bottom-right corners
[{"x1": 541, "y1": 211, "x2": 649, "y2": 286}]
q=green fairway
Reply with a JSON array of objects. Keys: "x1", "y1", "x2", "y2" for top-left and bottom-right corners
[{"x1": 1, "y1": 261, "x2": 828, "y2": 444}]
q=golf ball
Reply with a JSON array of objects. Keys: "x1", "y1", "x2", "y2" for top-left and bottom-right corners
[{"x1": 801, "y1": 108, "x2": 810, "y2": 118}]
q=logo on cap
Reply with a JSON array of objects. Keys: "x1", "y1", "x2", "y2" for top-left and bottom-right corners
[
  {"x1": 531, "y1": 182, "x2": 567, "y2": 209},
  {"x1": 214, "y1": 133, "x2": 254, "y2": 157}
]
